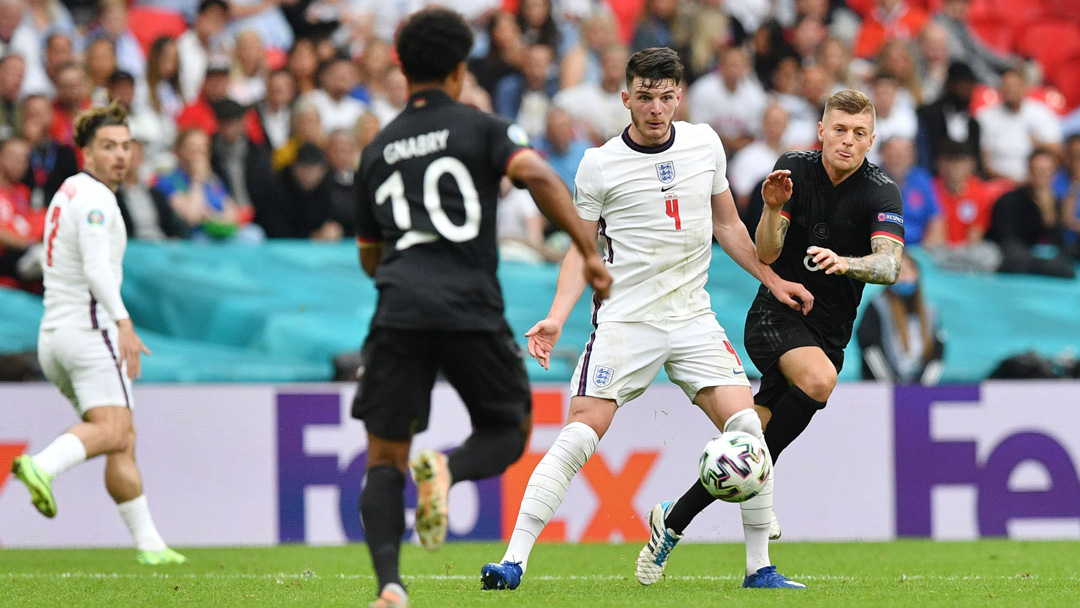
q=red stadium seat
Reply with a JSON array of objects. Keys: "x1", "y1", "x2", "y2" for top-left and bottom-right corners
[
  {"x1": 127, "y1": 6, "x2": 188, "y2": 57},
  {"x1": 1017, "y1": 21, "x2": 1080, "y2": 75},
  {"x1": 968, "y1": 17, "x2": 1014, "y2": 54},
  {"x1": 1048, "y1": 56, "x2": 1080, "y2": 111}
]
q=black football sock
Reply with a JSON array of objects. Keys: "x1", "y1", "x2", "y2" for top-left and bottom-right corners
[
  {"x1": 664, "y1": 478, "x2": 717, "y2": 535},
  {"x1": 448, "y1": 425, "x2": 527, "y2": 483},
  {"x1": 360, "y1": 465, "x2": 406, "y2": 591},
  {"x1": 763, "y1": 385, "x2": 827, "y2": 463}
]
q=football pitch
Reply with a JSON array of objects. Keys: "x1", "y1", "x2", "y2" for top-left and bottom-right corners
[{"x1": 1, "y1": 540, "x2": 1077, "y2": 607}]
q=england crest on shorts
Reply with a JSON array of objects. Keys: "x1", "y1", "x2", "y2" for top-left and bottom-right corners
[
  {"x1": 592, "y1": 365, "x2": 614, "y2": 388},
  {"x1": 655, "y1": 161, "x2": 675, "y2": 184}
]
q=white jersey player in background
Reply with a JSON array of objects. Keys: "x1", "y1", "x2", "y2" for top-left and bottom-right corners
[
  {"x1": 481, "y1": 47, "x2": 811, "y2": 591},
  {"x1": 10, "y1": 102, "x2": 185, "y2": 565}
]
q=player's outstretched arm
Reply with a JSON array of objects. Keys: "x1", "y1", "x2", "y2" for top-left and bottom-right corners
[
  {"x1": 712, "y1": 189, "x2": 813, "y2": 315},
  {"x1": 525, "y1": 229, "x2": 596, "y2": 370},
  {"x1": 507, "y1": 149, "x2": 611, "y2": 299},
  {"x1": 756, "y1": 170, "x2": 792, "y2": 264},
  {"x1": 807, "y1": 236, "x2": 903, "y2": 285}
]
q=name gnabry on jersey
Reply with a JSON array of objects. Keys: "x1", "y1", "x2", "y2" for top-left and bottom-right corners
[{"x1": 383, "y1": 129, "x2": 450, "y2": 165}]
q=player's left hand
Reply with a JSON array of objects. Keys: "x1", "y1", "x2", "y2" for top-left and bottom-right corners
[
  {"x1": 807, "y1": 246, "x2": 848, "y2": 275},
  {"x1": 117, "y1": 320, "x2": 152, "y2": 380},
  {"x1": 769, "y1": 278, "x2": 815, "y2": 315}
]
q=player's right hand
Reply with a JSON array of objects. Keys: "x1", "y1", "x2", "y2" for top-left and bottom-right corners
[
  {"x1": 770, "y1": 278, "x2": 815, "y2": 316},
  {"x1": 525, "y1": 318, "x2": 563, "y2": 371},
  {"x1": 761, "y1": 170, "x2": 793, "y2": 209},
  {"x1": 582, "y1": 253, "x2": 612, "y2": 300},
  {"x1": 117, "y1": 320, "x2": 152, "y2": 380}
]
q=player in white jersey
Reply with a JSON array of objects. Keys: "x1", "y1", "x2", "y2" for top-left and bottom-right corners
[
  {"x1": 481, "y1": 48, "x2": 811, "y2": 590},
  {"x1": 10, "y1": 102, "x2": 185, "y2": 565}
]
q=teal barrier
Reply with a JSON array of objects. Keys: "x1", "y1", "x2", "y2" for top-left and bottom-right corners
[{"x1": 1, "y1": 242, "x2": 1077, "y2": 383}]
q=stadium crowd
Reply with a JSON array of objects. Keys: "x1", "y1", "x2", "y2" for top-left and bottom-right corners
[{"x1": 1, "y1": 0, "x2": 1080, "y2": 290}]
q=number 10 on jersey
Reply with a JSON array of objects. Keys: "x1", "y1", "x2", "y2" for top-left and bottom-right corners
[{"x1": 664, "y1": 194, "x2": 681, "y2": 230}]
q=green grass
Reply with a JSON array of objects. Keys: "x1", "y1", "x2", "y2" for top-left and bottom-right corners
[{"x1": 1, "y1": 540, "x2": 1077, "y2": 607}]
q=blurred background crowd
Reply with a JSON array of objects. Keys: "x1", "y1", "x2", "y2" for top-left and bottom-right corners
[{"x1": 1, "y1": 0, "x2": 1080, "y2": 292}]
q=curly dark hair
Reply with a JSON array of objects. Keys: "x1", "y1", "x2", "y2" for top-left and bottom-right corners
[
  {"x1": 74, "y1": 100, "x2": 128, "y2": 148},
  {"x1": 395, "y1": 7, "x2": 474, "y2": 84}
]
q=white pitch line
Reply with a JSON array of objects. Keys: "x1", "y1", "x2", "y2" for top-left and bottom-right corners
[{"x1": 2, "y1": 572, "x2": 1068, "y2": 582}]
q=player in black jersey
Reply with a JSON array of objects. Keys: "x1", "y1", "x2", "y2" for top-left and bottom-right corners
[
  {"x1": 352, "y1": 8, "x2": 611, "y2": 608},
  {"x1": 644, "y1": 89, "x2": 905, "y2": 572}
]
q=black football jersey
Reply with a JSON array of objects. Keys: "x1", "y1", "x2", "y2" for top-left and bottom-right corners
[
  {"x1": 752, "y1": 150, "x2": 905, "y2": 351},
  {"x1": 356, "y1": 90, "x2": 531, "y2": 331}
]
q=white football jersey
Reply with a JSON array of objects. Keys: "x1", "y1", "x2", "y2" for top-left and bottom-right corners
[
  {"x1": 41, "y1": 172, "x2": 130, "y2": 331},
  {"x1": 574, "y1": 121, "x2": 729, "y2": 323}
]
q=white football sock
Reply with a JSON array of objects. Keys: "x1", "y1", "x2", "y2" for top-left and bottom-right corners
[
  {"x1": 502, "y1": 421, "x2": 598, "y2": 573},
  {"x1": 117, "y1": 495, "x2": 168, "y2": 552},
  {"x1": 725, "y1": 409, "x2": 773, "y2": 575},
  {"x1": 33, "y1": 433, "x2": 87, "y2": 478}
]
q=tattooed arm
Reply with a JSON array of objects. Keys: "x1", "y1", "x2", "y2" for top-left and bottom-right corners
[{"x1": 807, "y1": 236, "x2": 904, "y2": 284}]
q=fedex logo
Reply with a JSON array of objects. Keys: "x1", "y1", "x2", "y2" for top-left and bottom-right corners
[{"x1": 894, "y1": 385, "x2": 1080, "y2": 537}]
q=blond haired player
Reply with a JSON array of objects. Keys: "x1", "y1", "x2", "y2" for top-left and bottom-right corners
[
  {"x1": 481, "y1": 47, "x2": 813, "y2": 591},
  {"x1": 10, "y1": 102, "x2": 185, "y2": 565}
]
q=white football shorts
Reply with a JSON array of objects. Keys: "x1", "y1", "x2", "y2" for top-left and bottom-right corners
[
  {"x1": 569, "y1": 313, "x2": 750, "y2": 406},
  {"x1": 38, "y1": 326, "x2": 134, "y2": 416}
]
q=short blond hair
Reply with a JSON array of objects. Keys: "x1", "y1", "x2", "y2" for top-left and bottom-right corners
[{"x1": 823, "y1": 89, "x2": 876, "y2": 128}]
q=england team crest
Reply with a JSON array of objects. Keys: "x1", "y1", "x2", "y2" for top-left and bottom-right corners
[
  {"x1": 655, "y1": 161, "x2": 675, "y2": 184},
  {"x1": 593, "y1": 365, "x2": 615, "y2": 388}
]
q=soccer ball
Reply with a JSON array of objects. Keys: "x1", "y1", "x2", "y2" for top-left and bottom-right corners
[{"x1": 698, "y1": 432, "x2": 771, "y2": 503}]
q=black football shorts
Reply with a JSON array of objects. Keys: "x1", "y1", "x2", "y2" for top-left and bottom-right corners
[{"x1": 743, "y1": 305, "x2": 844, "y2": 408}]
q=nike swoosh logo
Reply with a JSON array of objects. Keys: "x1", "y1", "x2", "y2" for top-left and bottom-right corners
[
  {"x1": 661, "y1": 184, "x2": 676, "y2": 192},
  {"x1": 734, "y1": 369, "x2": 745, "y2": 375}
]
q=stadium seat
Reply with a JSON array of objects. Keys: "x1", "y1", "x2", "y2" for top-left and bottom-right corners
[
  {"x1": 988, "y1": 0, "x2": 1048, "y2": 31},
  {"x1": 127, "y1": 6, "x2": 188, "y2": 57},
  {"x1": 1016, "y1": 21, "x2": 1080, "y2": 76},
  {"x1": 1048, "y1": 56, "x2": 1080, "y2": 111},
  {"x1": 968, "y1": 17, "x2": 1014, "y2": 54}
]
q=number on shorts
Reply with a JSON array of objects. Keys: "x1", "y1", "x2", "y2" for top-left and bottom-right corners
[{"x1": 723, "y1": 339, "x2": 743, "y2": 366}]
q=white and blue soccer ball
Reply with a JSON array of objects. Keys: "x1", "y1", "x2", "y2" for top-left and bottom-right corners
[{"x1": 698, "y1": 432, "x2": 771, "y2": 503}]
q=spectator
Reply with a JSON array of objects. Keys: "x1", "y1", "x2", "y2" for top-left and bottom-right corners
[
  {"x1": 143, "y1": 37, "x2": 185, "y2": 119},
  {"x1": 497, "y1": 178, "x2": 559, "y2": 263},
  {"x1": 729, "y1": 104, "x2": 788, "y2": 212},
  {"x1": 857, "y1": 253, "x2": 945, "y2": 385},
  {"x1": 935, "y1": 0, "x2": 1017, "y2": 88},
  {"x1": 41, "y1": 32, "x2": 74, "y2": 98},
  {"x1": 226, "y1": 0, "x2": 294, "y2": 52},
  {"x1": 176, "y1": 62, "x2": 233, "y2": 136},
  {"x1": 751, "y1": 19, "x2": 795, "y2": 89},
  {"x1": 116, "y1": 136, "x2": 185, "y2": 240},
  {"x1": 178, "y1": 0, "x2": 232, "y2": 104},
  {"x1": 687, "y1": 46, "x2": 767, "y2": 156},
  {"x1": 879, "y1": 137, "x2": 943, "y2": 246},
  {"x1": 89, "y1": 0, "x2": 145, "y2": 83},
  {"x1": 323, "y1": 129, "x2": 359, "y2": 238},
  {"x1": 518, "y1": 0, "x2": 563, "y2": 57},
  {"x1": 494, "y1": 43, "x2": 558, "y2": 139},
  {"x1": 49, "y1": 63, "x2": 91, "y2": 148},
  {"x1": 256, "y1": 69, "x2": 295, "y2": 151},
  {"x1": 768, "y1": 57, "x2": 817, "y2": 149},
  {"x1": 987, "y1": 149, "x2": 1075, "y2": 278},
  {"x1": 681, "y1": 1, "x2": 741, "y2": 85},
  {"x1": 916, "y1": 22, "x2": 949, "y2": 105},
  {"x1": 867, "y1": 72, "x2": 917, "y2": 165},
  {"x1": 352, "y1": 38, "x2": 393, "y2": 105},
  {"x1": 930, "y1": 142, "x2": 996, "y2": 250},
  {"x1": 790, "y1": 16, "x2": 828, "y2": 64},
  {"x1": 817, "y1": 37, "x2": 855, "y2": 95},
  {"x1": 272, "y1": 142, "x2": 335, "y2": 239},
  {"x1": 228, "y1": 30, "x2": 268, "y2": 106},
  {"x1": 558, "y1": 11, "x2": 617, "y2": 89},
  {"x1": 368, "y1": 66, "x2": 408, "y2": 130},
  {"x1": 0, "y1": 0, "x2": 48, "y2": 98},
  {"x1": 875, "y1": 39, "x2": 922, "y2": 107},
  {"x1": 157, "y1": 128, "x2": 264, "y2": 243},
  {"x1": 0, "y1": 54, "x2": 24, "y2": 140},
  {"x1": 631, "y1": 0, "x2": 688, "y2": 54},
  {"x1": 536, "y1": 106, "x2": 590, "y2": 192},
  {"x1": 0, "y1": 137, "x2": 44, "y2": 289},
  {"x1": 23, "y1": 0, "x2": 77, "y2": 48},
  {"x1": 307, "y1": 56, "x2": 365, "y2": 134},
  {"x1": 287, "y1": 38, "x2": 320, "y2": 96},
  {"x1": 339, "y1": 0, "x2": 425, "y2": 45},
  {"x1": 916, "y1": 62, "x2": 981, "y2": 174},
  {"x1": 852, "y1": 0, "x2": 927, "y2": 60},
  {"x1": 552, "y1": 43, "x2": 630, "y2": 144},
  {"x1": 85, "y1": 38, "x2": 116, "y2": 107},
  {"x1": 468, "y1": 11, "x2": 524, "y2": 98},
  {"x1": 458, "y1": 72, "x2": 493, "y2": 114},
  {"x1": 1056, "y1": 135, "x2": 1080, "y2": 258},
  {"x1": 272, "y1": 98, "x2": 323, "y2": 170},
  {"x1": 210, "y1": 99, "x2": 274, "y2": 216},
  {"x1": 978, "y1": 69, "x2": 1063, "y2": 183},
  {"x1": 354, "y1": 111, "x2": 380, "y2": 150},
  {"x1": 19, "y1": 95, "x2": 78, "y2": 210}
]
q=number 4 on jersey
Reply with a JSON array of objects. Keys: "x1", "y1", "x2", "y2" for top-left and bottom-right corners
[{"x1": 664, "y1": 195, "x2": 681, "y2": 230}]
